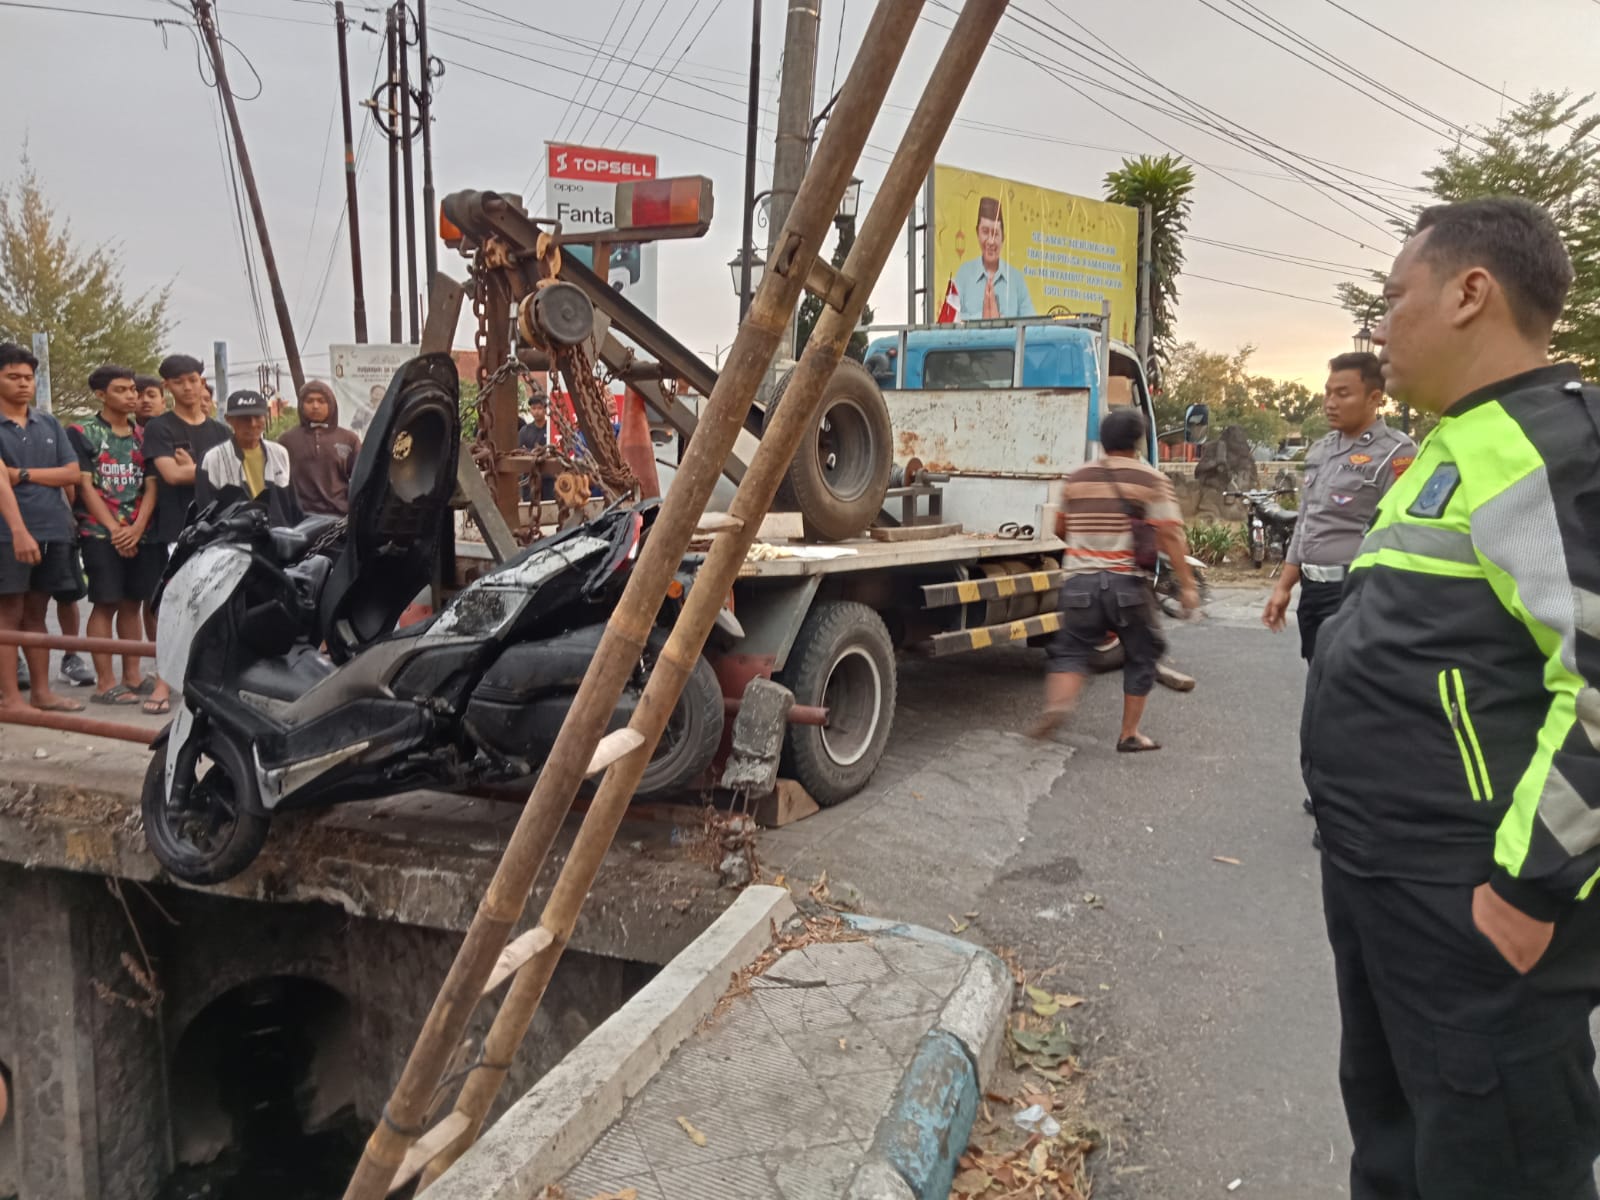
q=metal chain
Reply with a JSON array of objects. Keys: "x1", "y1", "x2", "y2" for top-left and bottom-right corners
[{"x1": 556, "y1": 339, "x2": 636, "y2": 498}]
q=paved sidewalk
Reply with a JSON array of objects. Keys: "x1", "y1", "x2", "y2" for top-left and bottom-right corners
[{"x1": 558, "y1": 925, "x2": 991, "y2": 1200}]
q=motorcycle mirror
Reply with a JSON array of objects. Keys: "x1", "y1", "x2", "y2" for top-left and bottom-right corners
[{"x1": 1184, "y1": 403, "x2": 1210, "y2": 444}]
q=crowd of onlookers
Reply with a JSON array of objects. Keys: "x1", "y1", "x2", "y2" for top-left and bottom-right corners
[{"x1": 0, "y1": 341, "x2": 362, "y2": 716}]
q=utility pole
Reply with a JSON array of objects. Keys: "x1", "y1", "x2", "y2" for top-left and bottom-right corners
[
  {"x1": 738, "y1": 0, "x2": 761, "y2": 321},
  {"x1": 385, "y1": 5, "x2": 402, "y2": 344},
  {"x1": 30, "y1": 333, "x2": 50, "y2": 413},
  {"x1": 767, "y1": 0, "x2": 822, "y2": 360},
  {"x1": 193, "y1": 0, "x2": 305, "y2": 393},
  {"x1": 416, "y1": 0, "x2": 438, "y2": 287},
  {"x1": 1135, "y1": 202, "x2": 1153, "y2": 371},
  {"x1": 214, "y1": 341, "x2": 229, "y2": 403},
  {"x1": 335, "y1": 2, "x2": 368, "y2": 343},
  {"x1": 398, "y1": 2, "x2": 420, "y2": 342}
]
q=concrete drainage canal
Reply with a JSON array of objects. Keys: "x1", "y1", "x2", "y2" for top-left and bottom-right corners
[
  {"x1": 158, "y1": 977, "x2": 362, "y2": 1199},
  {"x1": 0, "y1": 865, "x2": 658, "y2": 1200}
]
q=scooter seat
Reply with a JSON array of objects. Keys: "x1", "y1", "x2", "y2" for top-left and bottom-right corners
[
  {"x1": 237, "y1": 644, "x2": 339, "y2": 703},
  {"x1": 269, "y1": 515, "x2": 341, "y2": 565}
]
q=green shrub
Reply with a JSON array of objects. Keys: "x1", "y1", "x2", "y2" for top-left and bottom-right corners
[{"x1": 1187, "y1": 521, "x2": 1242, "y2": 565}]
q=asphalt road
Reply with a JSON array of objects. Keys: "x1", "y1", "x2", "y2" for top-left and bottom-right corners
[{"x1": 766, "y1": 584, "x2": 1349, "y2": 1197}]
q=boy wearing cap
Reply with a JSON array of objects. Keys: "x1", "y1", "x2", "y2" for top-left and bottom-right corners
[{"x1": 197, "y1": 389, "x2": 303, "y2": 527}]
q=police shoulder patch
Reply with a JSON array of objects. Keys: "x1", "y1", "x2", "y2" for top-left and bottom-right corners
[{"x1": 1406, "y1": 462, "x2": 1461, "y2": 519}]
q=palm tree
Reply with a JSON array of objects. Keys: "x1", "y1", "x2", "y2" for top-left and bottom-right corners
[{"x1": 1104, "y1": 154, "x2": 1196, "y2": 384}]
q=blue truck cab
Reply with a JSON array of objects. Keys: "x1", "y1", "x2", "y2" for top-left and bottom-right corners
[{"x1": 859, "y1": 318, "x2": 1161, "y2": 534}]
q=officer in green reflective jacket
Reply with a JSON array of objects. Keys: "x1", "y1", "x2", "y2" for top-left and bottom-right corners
[{"x1": 1304, "y1": 196, "x2": 1600, "y2": 1198}]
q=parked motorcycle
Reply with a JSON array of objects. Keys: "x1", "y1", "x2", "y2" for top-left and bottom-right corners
[
  {"x1": 1225, "y1": 488, "x2": 1298, "y2": 569},
  {"x1": 143, "y1": 353, "x2": 727, "y2": 885}
]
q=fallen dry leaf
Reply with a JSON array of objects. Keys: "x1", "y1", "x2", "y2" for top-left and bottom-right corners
[
  {"x1": 1213, "y1": 855, "x2": 1242, "y2": 866},
  {"x1": 1029, "y1": 1141, "x2": 1050, "y2": 1176},
  {"x1": 675, "y1": 1116, "x2": 707, "y2": 1147},
  {"x1": 951, "y1": 1166, "x2": 992, "y2": 1195},
  {"x1": 1055, "y1": 993, "x2": 1086, "y2": 1009},
  {"x1": 949, "y1": 914, "x2": 970, "y2": 934},
  {"x1": 584, "y1": 1191, "x2": 638, "y2": 1200}
]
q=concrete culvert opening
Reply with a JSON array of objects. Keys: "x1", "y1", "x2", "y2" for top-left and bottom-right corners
[{"x1": 161, "y1": 976, "x2": 361, "y2": 1199}]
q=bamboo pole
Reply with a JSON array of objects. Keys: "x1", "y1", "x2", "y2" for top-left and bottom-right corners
[
  {"x1": 416, "y1": 0, "x2": 1009, "y2": 1184},
  {"x1": 339, "y1": 5, "x2": 925, "y2": 1196}
]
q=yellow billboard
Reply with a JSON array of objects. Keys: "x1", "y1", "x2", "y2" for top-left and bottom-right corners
[{"x1": 930, "y1": 163, "x2": 1139, "y2": 344}]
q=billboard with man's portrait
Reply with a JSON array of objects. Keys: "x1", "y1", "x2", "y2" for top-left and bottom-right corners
[{"x1": 930, "y1": 164, "x2": 1140, "y2": 343}]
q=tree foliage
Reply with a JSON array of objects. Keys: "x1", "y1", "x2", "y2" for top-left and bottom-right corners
[
  {"x1": 796, "y1": 218, "x2": 872, "y2": 361},
  {"x1": 1103, "y1": 154, "x2": 1195, "y2": 380},
  {"x1": 1160, "y1": 341, "x2": 1290, "y2": 447},
  {"x1": 0, "y1": 160, "x2": 171, "y2": 421},
  {"x1": 1335, "y1": 91, "x2": 1600, "y2": 375},
  {"x1": 1422, "y1": 91, "x2": 1600, "y2": 374}
]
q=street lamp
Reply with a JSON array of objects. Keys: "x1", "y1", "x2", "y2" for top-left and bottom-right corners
[
  {"x1": 730, "y1": 248, "x2": 765, "y2": 317},
  {"x1": 837, "y1": 177, "x2": 862, "y2": 223},
  {"x1": 1352, "y1": 324, "x2": 1374, "y2": 355}
]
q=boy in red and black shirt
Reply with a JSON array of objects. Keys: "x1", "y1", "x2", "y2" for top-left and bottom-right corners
[{"x1": 68, "y1": 365, "x2": 160, "y2": 703}]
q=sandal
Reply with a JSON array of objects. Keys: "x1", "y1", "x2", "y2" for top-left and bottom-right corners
[
  {"x1": 141, "y1": 697, "x2": 171, "y2": 716},
  {"x1": 1116, "y1": 735, "x2": 1162, "y2": 753},
  {"x1": 32, "y1": 695, "x2": 86, "y2": 713},
  {"x1": 132, "y1": 677, "x2": 157, "y2": 696},
  {"x1": 89, "y1": 684, "x2": 139, "y2": 706}
]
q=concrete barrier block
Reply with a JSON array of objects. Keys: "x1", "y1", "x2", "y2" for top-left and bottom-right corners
[
  {"x1": 936, "y1": 951, "x2": 1012, "y2": 1085},
  {"x1": 845, "y1": 1158, "x2": 917, "y2": 1200},
  {"x1": 872, "y1": 1029, "x2": 979, "y2": 1200}
]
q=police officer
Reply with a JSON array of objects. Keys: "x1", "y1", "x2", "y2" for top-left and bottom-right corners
[
  {"x1": 1262, "y1": 351, "x2": 1415, "y2": 659},
  {"x1": 1307, "y1": 197, "x2": 1600, "y2": 1197}
]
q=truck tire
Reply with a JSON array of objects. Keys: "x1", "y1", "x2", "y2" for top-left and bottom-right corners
[
  {"x1": 778, "y1": 601, "x2": 896, "y2": 806},
  {"x1": 636, "y1": 650, "x2": 724, "y2": 799},
  {"x1": 1087, "y1": 637, "x2": 1125, "y2": 673},
  {"x1": 764, "y1": 359, "x2": 893, "y2": 542}
]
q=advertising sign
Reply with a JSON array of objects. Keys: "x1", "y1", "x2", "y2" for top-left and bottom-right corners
[
  {"x1": 329, "y1": 343, "x2": 418, "y2": 438},
  {"x1": 930, "y1": 164, "x2": 1139, "y2": 343},
  {"x1": 545, "y1": 142, "x2": 659, "y2": 321}
]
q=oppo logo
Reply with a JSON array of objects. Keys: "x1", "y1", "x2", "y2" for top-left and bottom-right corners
[{"x1": 551, "y1": 149, "x2": 655, "y2": 179}]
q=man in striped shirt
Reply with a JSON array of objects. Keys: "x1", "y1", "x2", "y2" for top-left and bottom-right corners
[{"x1": 1030, "y1": 407, "x2": 1199, "y2": 750}]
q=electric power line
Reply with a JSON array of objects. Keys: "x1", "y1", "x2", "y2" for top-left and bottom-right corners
[{"x1": 1183, "y1": 273, "x2": 1347, "y2": 306}]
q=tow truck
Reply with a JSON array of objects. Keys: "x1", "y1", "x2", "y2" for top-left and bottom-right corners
[{"x1": 439, "y1": 187, "x2": 1208, "y2": 809}]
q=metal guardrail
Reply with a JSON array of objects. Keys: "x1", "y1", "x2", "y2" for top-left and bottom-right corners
[{"x1": 0, "y1": 629, "x2": 158, "y2": 745}]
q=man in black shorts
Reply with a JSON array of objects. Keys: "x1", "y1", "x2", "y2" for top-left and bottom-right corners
[
  {"x1": 69, "y1": 365, "x2": 161, "y2": 704},
  {"x1": 0, "y1": 342, "x2": 86, "y2": 712}
]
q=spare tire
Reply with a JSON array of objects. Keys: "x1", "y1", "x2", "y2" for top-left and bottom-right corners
[{"x1": 764, "y1": 359, "x2": 893, "y2": 542}]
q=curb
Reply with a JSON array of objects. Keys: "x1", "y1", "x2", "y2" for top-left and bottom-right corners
[
  {"x1": 847, "y1": 934, "x2": 1013, "y2": 1200},
  {"x1": 426, "y1": 884, "x2": 796, "y2": 1200}
]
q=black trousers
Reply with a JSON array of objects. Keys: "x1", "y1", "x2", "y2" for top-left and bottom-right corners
[
  {"x1": 1297, "y1": 577, "x2": 1346, "y2": 660},
  {"x1": 1321, "y1": 855, "x2": 1600, "y2": 1199}
]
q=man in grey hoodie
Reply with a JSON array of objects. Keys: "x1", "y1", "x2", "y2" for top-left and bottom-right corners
[{"x1": 278, "y1": 380, "x2": 362, "y2": 516}]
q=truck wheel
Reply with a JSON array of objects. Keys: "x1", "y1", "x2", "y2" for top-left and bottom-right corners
[
  {"x1": 765, "y1": 359, "x2": 893, "y2": 542},
  {"x1": 1087, "y1": 637, "x2": 1125, "y2": 673},
  {"x1": 636, "y1": 650, "x2": 725, "y2": 799},
  {"x1": 778, "y1": 601, "x2": 896, "y2": 806}
]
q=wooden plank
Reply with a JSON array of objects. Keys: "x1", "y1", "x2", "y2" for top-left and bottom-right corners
[
  {"x1": 456, "y1": 448, "x2": 520, "y2": 563},
  {"x1": 924, "y1": 610, "x2": 1063, "y2": 658},
  {"x1": 867, "y1": 521, "x2": 964, "y2": 543},
  {"x1": 921, "y1": 569, "x2": 1065, "y2": 609},
  {"x1": 753, "y1": 779, "x2": 820, "y2": 828},
  {"x1": 585, "y1": 728, "x2": 646, "y2": 777},
  {"x1": 420, "y1": 273, "x2": 466, "y2": 355},
  {"x1": 696, "y1": 512, "x2": 745, "y2": 534},
  {"x1": 735, "y1": 532, "x2": 1068, "y2": 580},
  {"x1": 387, "y1": 1112, "x2": 469, "y2": 1193},
  {"x1": 483, "y1": 927, "x2": 556, "y2": 997},
  {"x1": 758, "y1": 511, "x2": 805, "y2": 541}
]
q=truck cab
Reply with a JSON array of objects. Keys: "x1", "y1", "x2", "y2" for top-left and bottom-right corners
[{"x1": 862, "y1": 317, "x2": 1158, "y2": 535}]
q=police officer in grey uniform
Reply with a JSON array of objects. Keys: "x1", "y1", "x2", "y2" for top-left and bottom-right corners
[{"x1": 1264, "y1": 351, "x2": 1416, "y2": 660}]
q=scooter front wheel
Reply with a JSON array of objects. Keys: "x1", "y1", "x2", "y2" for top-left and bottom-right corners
[{"x1": 141, "y1": 733, "x2": 270, "y2": 885}]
